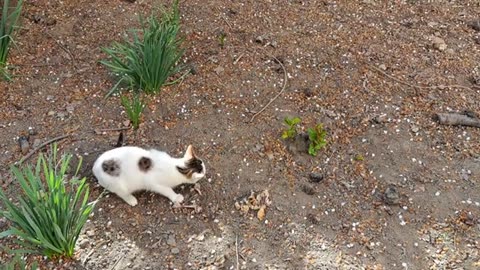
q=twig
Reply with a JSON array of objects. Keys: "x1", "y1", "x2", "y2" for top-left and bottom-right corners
[
  {"x1": 221, "y1": 15, "x2": 233, "y2": 29},
  {"x1": 368, "y1": 65, "x2": 475, "y2": 93},
  {"x1": 249, "y1": 55, "x2": 288, "y2": 122},
  {"x1": 235, "y1": 234, "x2": 240, "y2": 270},
  {"x1": 18, "y1": 134, "x2": 71, "y2": 164},
  {"x1": 45, "y1": 32, "x2": 77, "y2": 69},
  {"x1": 109, "y1": 254, "x2": 125, "y2": 270},
  {"x1": 233, "y1": 53, "x2": 244, "y2": 65},
  {"x1": 94, "y1": 127, "x2": 131, "y2": 134}
]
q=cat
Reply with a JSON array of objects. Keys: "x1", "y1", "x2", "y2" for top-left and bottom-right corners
[{"x1": 92, "y1": 145, "x2": 206, "y2": 206}]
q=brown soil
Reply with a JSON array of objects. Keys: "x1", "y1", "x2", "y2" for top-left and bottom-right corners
[{"x1": 1, "y1": 1, "x2": 480, "y2": 269}]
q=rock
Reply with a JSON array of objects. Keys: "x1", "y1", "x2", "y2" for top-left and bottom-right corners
[
  {"x1": 431, "y1": 36, "x2": 447, "y2": 51},
  {"x1": 32, "y1": 138, "x2": 42, "y2": 148},
  {"x1": 373, "y1": 114, "x2": 388, "y2": 124},
  {"x1": 214, "y1": 66, "x2": 224, "y2": 75},
  {"x1": 302, "y1": 88, "x2": 314, "y2": 97},
  {"x1": 383, "y1": 185, "x2": 400, "y2": 205},
  {"x1": 171, "y1": 248, "x2": 180, "y2": 254},
  {"x1": 287, "y1": 133, "x2": 310, "y2": 154},
  {"x1": 167, "y1": 235, "x2": 176, "y2": 246},
  {"x1": 255, "y1": 35, "x2": 265, "y2": 44},
  {"x1": 309, "y1": 172, "x2": 324, "y2": 183},
  {"x1": 18, "y1": 136, "x2": 30, "y2": 154},
  {"x1": 468, "y1": 20, "x2": 480, "y2": 32},
  {"x1": 411, "y1": 125, "x2": 420, "y2": 133},
  {"x1": 86, "y1": 229, "x2": 95, "y2": 237},
  {"x1": 48, "y1": 110, "x2": 56, "y2": 116},
  {"x1": 28, "y1": 128, "x2": 37, "y2": 136},
  {"x1": 378, "y1": 64, "x2": 387, "y2": 70},
  {"x1": 46, "y1": 17, "x2": 57, "y2": 26},
  {"x1": 307, "y1": 213, "x2": 321, "y2": 225},
  {"x1": 302, "y1": 184, "x2": 316, "y2": 195}
]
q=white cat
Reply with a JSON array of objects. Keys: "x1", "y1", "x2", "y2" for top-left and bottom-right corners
[{"x1": 92, "y1": 145, "x2": 206, "y2": 206}]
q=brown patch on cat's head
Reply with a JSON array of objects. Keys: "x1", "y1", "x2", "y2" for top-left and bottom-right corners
[
  {"x1": 102, "y1": 159, "x2": 120, "y2": 177},
  {"x1": 138, "y1": 157, "x2": 152, "y2": 172},
  {"x1": 176, "y1": 157, "x2": 204, "y2": 179}
]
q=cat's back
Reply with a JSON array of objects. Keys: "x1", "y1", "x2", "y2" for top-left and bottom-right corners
[{"x1": 92, "y1": 146, "x2": 150, "y2": 176}]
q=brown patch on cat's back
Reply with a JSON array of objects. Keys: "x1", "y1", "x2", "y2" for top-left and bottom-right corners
[
  {"x1": 138, "y1": 157, "x2": 153, "y2": 172},
  {"x1": 176, "y1": 157, "x2": 204, "y2": 178},
  {"x1": 102, "y1": 159, "x2": 121, "y2": 177}
]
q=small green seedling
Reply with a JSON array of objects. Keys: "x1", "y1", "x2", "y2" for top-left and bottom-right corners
[
  {"x1": 218, "y1": 32, "x2": 226, "y2": 48},
  {"x1": 307, "y1": 123, "x2": 327, "y2": 156},
  {"x1": 354, "y1": 154, "x2": 364, "y2": 161},
  {"x1": 121, "y1": 93, "x2": 145, "y2": 130},
  {"x1": 282, "y1": 116, "x2": 301, "y2": 139}
]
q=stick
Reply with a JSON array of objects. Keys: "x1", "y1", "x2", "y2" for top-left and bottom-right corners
[
  {"x1": 233, "y1": 53, "x2": 244, "y2": 65},
  {"x1": 435, "y1": 113, "x2": 480, "y2": 128},
  {"x1": 18, "y1": 134, "x2": 71, "y2": 164},
  {"x1": 94, "y1": 127, "x2": 130, "y2": 133},
  {"x1": 368, "y1": 65, "x2": 475, "y2": 92},
  {"x1": 235, "y1": 234, "x2": 240, "y2": 270},
  {"x1": 249, "y1": 55, "x2": 288, "y2": 122},
  {"x1": 45, "y1": 32, "x2": 77, "y2": 68},
  {"x1": 109, "y1": 254, "x2": 125, "y2": 270}
]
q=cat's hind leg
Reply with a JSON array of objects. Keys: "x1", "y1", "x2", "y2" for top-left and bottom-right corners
[
  {"x1": 116, "y1": 193, "x2": 138, "y2": 206},
  {"x1": 106, "y1": 185, "x2": 138, "y2": 206}
]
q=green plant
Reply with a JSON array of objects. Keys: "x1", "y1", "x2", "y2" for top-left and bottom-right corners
[
  {"x1": 307, "y1": 124, "x2": 327, "y2": 156},
  {"x1": 0, "y1": 144, "x2": 99, "y2": 258},
  {"x1": 0, "y1": 0, "x2": 24, "y2": 80},
  {"x1": 3, "y1": 255, "x2": 38, "y2": 270},
  {"x1": 121, "y1": 93, "x2": 146, "y2": 130},
  {"x1": 217, "y1": 32, "x2": 226, "y2": 48},
  {"x1": 101, "y1": 0, "x2": 185, "y2": 96},
  {"x1": 281, "y1": 117, "x2": 301, "y2": 139}
]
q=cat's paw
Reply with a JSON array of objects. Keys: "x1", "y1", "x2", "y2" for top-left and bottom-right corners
[
  {"x1": 172, "y1": 194, "x2": 184, "y2": 208},
  {"x1": 124, "y1": 196, "x2": 138, "y2": 206}
]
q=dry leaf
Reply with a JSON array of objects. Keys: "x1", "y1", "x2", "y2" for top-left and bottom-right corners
[{"x1": 257, "y1": 206, "x2": 266, "y2": 220}]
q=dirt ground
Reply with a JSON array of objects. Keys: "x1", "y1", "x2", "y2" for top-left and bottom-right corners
[{"x1": 1, "y1": 0, "x2": 480, "y2": 269}]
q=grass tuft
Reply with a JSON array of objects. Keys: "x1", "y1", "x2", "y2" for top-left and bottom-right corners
[
  {"x1": 101, "y1": 0, "x2": 185, "y2": 96},
  {"x1": 0, "y1": 144, "x2": 100, "y2": 258},
  {"x1": 121, "y1": 92, "x2": 146, "y2": 130},
  {"x1": 0, "y1": 0, "x2": 24, "y2": 80}
]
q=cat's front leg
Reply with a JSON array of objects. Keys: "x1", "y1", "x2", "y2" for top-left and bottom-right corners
[{"x1": 150, "y1": 185, "x2": 184, "y2": 206}]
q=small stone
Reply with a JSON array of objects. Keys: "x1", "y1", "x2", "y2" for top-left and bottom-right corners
[
  {"x1": 384, "y1": 185, "x2": 400, "y2": 205},
  {"x1": 378, "y1": 64, "x2": 387, "y2": 70},
  {"x1": 411, "y1": 125, "x2": 419, "y2": 133},
  {"x1": 468, "y1": 20, "x2": 480, "y2": 32},
  {"x1": 214, "y1": 66, "x2": 224, "y2": 75},
  {"x1": 167, "y1": 235, "x2": 176, "y2": 246},
  {"x1": 28, "y1": 128, "x2": 37, "y2": 136},
  {"x1": 431, "y1": 36, "x2": 447, "y2": 51},
  {"x1": 86, "y1": 230, "x2": 95, "y2": 237},
  {"x1": 32, "y1": 138, "x2": 42, "y2": 148},
  {"x1": 307, "y1": 213, "x2": 321, "y2": 225},
  {"x1": 18, "y1": 136, "x2": 30, "y2": 154},
  {"x1": 302, "y1": 88, "x2": 314, "y2": 97},
  {"x1": 255, "y1": 35, "x2": 265, "y2": 44},
  {"x1": 66, "y1": 103, "x2": 75, "y2": 113},
  {"x1": 171, "y1": 248, "x2": 180, "y2": 254},
  {"x1": 302, "y1": 184, "x2": 316, "y2": 195},
  {"x1": 373, "y1": 114, "x2": 387, "y2": 124},
  {"x1": 46, "y1": 95, "x2": 54, "y2": 101},
  {"x1": 309, "y1": 172, "x2": 324, "y2": 183},
  {"x1": 46, "y1": 17, "x2": 57, "y2": 26},
  {"x1": 47, "y1": 111, "x2": 56, "y2": 116},
  {"x1": 287, "y1": 133, "x2": 310, "y2": 154}
]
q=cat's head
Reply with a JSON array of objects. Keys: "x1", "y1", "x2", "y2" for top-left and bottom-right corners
[{"x1": 176, "y1": 145, "x2": 206, "y2": 183}]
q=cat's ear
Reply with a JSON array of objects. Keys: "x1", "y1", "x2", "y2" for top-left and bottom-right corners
[{"x1": 184, "y1": 145, "x2": 195, "y2": 160}]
